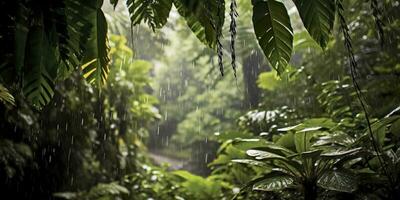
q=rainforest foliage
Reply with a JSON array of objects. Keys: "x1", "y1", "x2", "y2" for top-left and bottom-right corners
[{"x1": 0, "y1": 0, "x2": 400, "y2": 199}]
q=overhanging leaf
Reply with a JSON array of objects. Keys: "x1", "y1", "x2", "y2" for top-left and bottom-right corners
[
  {"x1": 294, "y1": 0, "x2": 335, "y2": 48},
  {"x1": 174, "y1": 0, "x2": 224, "y2": 49},
  {"x1": 127, "y1": 0, "x2": 172, "y2": 31},
  {"x1": 22, "y1": 26, "x2": 56, "y2": 108},
  {"x1": 252, "y1": 0, "x2": 293, "y2": 75},
  {"x1": 81, "y1": 6, "x2": 110, "y2": 87}
]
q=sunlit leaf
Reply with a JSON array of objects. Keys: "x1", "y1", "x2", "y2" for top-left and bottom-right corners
[{"x1": 81, "y1": 5, "x2": 110, "y2": 87}]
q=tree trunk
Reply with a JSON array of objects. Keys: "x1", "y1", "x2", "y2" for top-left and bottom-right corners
[{"x1": 242, "y1": 51, "x2": 267, "y2": 109}]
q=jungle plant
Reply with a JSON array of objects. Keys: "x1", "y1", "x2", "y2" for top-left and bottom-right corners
[{"x1": 231, "y1": 121, "x2": 364, "y2": 200}]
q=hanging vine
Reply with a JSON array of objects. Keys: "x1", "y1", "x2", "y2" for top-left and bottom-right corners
[
  {"x1": 336, "y1": 0, "x2": 393, "y2": 188},
  {"x1": 229, "y1": 0, "x2": 238, "y2": 78}
]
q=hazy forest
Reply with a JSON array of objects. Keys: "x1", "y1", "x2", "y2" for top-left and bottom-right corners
[{"x1": 1, "y1": 0, "x2": 400, "y2": 199}]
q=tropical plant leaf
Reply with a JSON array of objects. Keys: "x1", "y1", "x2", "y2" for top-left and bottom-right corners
[
  {"x1": 127, "y1": 0, "x2": 172, "y2": 31},
  {"x1": 0, "y1": 84, "x2": 15, "y2": 106},
  {"x1": 321, "y1": 147, "x2": 362, "y2": 158},
  {"x1": 22, "y1": 26, "x2": 57, "y2": 108},
  {"x1": 246, "y1": 149, "x2": 285, "y2": 160},
  {"x1": 317, "y1": 170, "x2": 357, "y2": 193},
  {"x1": 231, "y1": 159, "x2": 268, "y2": 167},
  {"x1": 252, "y1": 171, "x2": 294, "y2": 191},
  {"x1": 57, "y1": 0, "x2": 94, "y2": 76},
  {"x1": 173, "y1": 0, "x2": 224, "y2": 48},
  {"x1": 294, "y1": 0, "x2": 335, "y2": 49},
  {"x1": 294, "y1": 131, "x2": 314, "y2": 153},
  {"x1": 81, "y1": 6, "x2": 110, "y2": 87},
  {"x1": 252, "y1": 0, "x2": 293, "y2": 75}
]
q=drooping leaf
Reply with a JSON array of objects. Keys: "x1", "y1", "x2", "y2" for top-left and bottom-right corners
[
  {"x1": 22, "y1": 25, "x2": 57, "y2": 108},
  {"x1": 317, "y1": 170, "x2": 357, "y2": 193},
  {"x1": 252, "y1": 0, "x2": 293, "y2": 75},
  {"x1": 294, "y1": 0, "x2": 335, "y2": 49},
  {"x1": 82, "y1": 5, "x2": 110, "y2": 87},
  {"x1": 252, "y1": 172, "x2": 294, "y2": 191},
  {"x1": 174, "y1": 0, "x2": 225, "y2": 48},
  {"x1": 0, "y1": 84, "x2": 15, "y2": 106},
  {"x1": 57, "y1": 0, "x2": 94, "y2": 76},
  {"x1": 127, "y1": 0, "x2": 172, "y2": 31}
]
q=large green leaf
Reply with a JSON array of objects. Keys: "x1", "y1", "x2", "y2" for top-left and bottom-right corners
[
  {"x1": 252, "y1": 172, "x2": 294, "y2": 191},
  {"x1": 252, "y1": 0, "x2": 293, "y2": 75},
  {"x1": 127, "y1": 0, "x2": 172, "y2": 31},
  {"x1": 22, "y1": 26, "x2": 57, "y2": 108},
  {"x1": 317, "y1": 170, "x2": 357, "y2": 193},
  {"x1": 294, "y1": 0, "x2": 335, "y2": 49},
  {"x1": 173, "y1": 0, "x2": 224, "y2": 48},
  {"x1": 294, "y1": 131, "x2": 314, "y2": 153},
  {"x1": 231, "y1": 159, "x2": 268, "y2": 167},
  {"x1": 246, "y1": 149, "x2": 285, "y2": 160},
  {"x1": 82, "y1": 5, "x2": 110, "y2": 87}
]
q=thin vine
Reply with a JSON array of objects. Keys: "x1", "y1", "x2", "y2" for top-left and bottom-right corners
[
  {"x1": 336, "y1": 0, "x2": 393, "y2": 188},
  {"x1": 370, "y1": 0, "x2": 385, "y2": 47},
  {"x1": 229, "y1": 0, "x2": 238, "y2": 78}
]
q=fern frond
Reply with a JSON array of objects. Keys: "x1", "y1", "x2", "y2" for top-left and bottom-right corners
[{"x1": 126, "y1": 0, "x2": 172, "y2": 31}]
